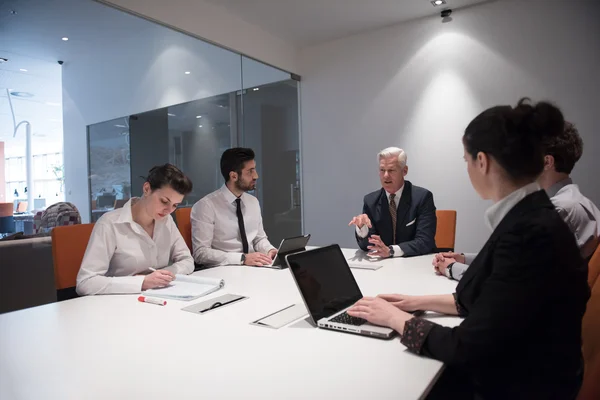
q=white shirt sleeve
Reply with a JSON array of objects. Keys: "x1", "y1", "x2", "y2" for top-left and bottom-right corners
[
  {"x1": 191, "y1": 200, "x2": 243, "y2": 266},
  {"x1": 464, "y1": 253, "x2": 477, "y2": 264},
  {"x1": 163, "y1": 216, "x2": 194, "y2": 275},
  {"x1": 391, "y1": 245, "x2": 404, "y2": 258},
  {"x1": 356, "y1": 225, "x2": 369, "y2": 238},
  {"x1": 76, "y1": 222, "x2": 145, "y2": 295}
]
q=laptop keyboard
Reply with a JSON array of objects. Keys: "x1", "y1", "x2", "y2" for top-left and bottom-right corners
[{"x1": 329, "y1": 312, "x2": 366, "y2": 326}]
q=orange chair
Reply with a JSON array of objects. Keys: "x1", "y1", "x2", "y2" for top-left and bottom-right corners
[
  {"x1": 174, "y1": 207, "x2": 193, "y2": 252},
  {"x1": 579, "y1": 245, "x2": 600, "y2": 399},
  {"x1": 16, "y1": 201, "x2": 28, "y2": 212},
  {"x1": 51, "y1": 223, "x2": 95, "y2": 301},
  {"x1": 435, "y1": 210, "x2": 457, "y2": 252}
]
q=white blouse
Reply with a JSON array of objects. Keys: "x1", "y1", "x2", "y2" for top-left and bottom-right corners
[{"x1": 76, "y1": 198, "x2": 194, "y2": 295}]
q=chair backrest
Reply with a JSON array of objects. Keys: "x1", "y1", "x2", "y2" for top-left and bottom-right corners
[
  {"x1": 114, "y1": 198, "x2": 129, "y2": 209},
  {"x1": 587, "y1": 244, "x2": 600, "y2": 289},
  {"x1": 16, "y1": 201, "x2": 28, "y2": 212},
  {"x1": 579, "y1": 269, "x2": 600, "y2": 399},
  {"x1": 51, "y1": 223, "x2": 95, "y2": 290},
  {"x1": 435, "y1": 210, "x2": 457, "y2": 252},
  {"x1": 0, "y1": 202, "x2": 13, "y2": 217},
  {"x1": 174, "y1": 207, "x2": 193, "y2": 252}
]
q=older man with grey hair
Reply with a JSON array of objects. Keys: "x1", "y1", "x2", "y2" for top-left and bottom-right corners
[{"x1": 349, "y1": 147, "x2": 437, "y2": 258}]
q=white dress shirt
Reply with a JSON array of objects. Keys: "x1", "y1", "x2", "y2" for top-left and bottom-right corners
[
  {"x1": 356, "y1": 185, "x2": 405, "y2": 257},
  {"x1": 76, "y1": 198, "x2": 194, "y2": 295},
  {"x1": 191, "y1": 185, "x2": 276, "y2": 266},
  {"x1": 547, "y1": 178, "x2": 600, "y2": 259}
]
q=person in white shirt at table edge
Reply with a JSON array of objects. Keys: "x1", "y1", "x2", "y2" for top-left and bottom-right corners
[
  {"x1": 191, "y1": 147, "x2": 277, "y2": 267},
  {"x1": 76, "y1": 164, "x2": 195, "y2": 296}
]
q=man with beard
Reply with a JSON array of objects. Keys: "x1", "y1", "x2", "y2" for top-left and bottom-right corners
[{"x1": 191, "y1": 148, "x2": 276, "y2": 266}]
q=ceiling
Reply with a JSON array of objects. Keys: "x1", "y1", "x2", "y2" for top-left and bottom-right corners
[{"x1": 204, "y1": 0, "x2": 492, "y2": 47}]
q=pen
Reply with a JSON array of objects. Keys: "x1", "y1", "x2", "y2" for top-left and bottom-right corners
[{"x1": 138, "y1": 296, "x2": 166, "y2": 306}]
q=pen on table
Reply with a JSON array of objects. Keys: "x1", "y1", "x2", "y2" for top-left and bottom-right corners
[{"x1": 138, "y1": 296, "x2": 166, "y2": 306}]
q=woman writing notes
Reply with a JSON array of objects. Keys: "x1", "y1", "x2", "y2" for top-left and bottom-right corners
[
  {"x1": 348, "y1": 99, "x2": 589, "y2": 399},
  {"x1": 77, "y1": 164, "x2": 194, "y2": 295}
]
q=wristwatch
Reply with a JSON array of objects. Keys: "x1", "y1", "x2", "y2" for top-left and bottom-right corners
[
  {"x1": 446, "y1": 262, "x2": 455, "y2": 279},
  {"x1": 388, "y1": 246, "x2": 395, "y2": 258},
  {"x1": 241, "y1": 254, "x2": 246, "y2": 265}
]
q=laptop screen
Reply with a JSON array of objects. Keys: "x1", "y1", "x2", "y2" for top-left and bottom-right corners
[{"x1": 287, "y1": 244, "x2": 363, "y2": 322}]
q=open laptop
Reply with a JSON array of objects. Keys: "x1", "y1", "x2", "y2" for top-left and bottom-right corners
[
  {"x1": 263, "y1": 234, "x2": 311, "y2": 269},
  {"x1": 285, "y1": 244, "x2": 396, "y2": 339}
]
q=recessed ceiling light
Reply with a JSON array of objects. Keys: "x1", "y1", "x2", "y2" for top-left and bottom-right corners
[
  {"x1": 62, "y1": 37, "x2": 69, "y2": 41},
  {"x1": 431, "y1": 0, "x2": 446, "y2": 6},
  {"x1": 196, "y1": 115, "x2": 202, "y2": 119},
  {"x1": 252, "y1": 88, "x2": 259, "y2": 91},
  {"x1": 46, "y1": 101, "x2": 61, "y2": 106},
  {"x1": 167, "y1": 113, "x2": 176, "y2": 117},
  {"x1": 198, "y1": 125, "x2": 203, "y2": 128},
  {"x1": 10, "y1": 91, "x2": 34, "y2": 98},
  {"x1": 185, "y1": 71, "x2": 191, "y2": 75},
  {"x1": 19, "y1": 68, "x2": 27, "y2": 72},
  {"x1": 115, "y1": 124, "x2": 127, "y2": 128}
]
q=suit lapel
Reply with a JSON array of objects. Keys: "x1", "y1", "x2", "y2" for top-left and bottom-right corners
[
  {"x1": 395, "y1": 181, "x2": 412, "y2": 242},
  {"x1": 457, "y1": 190, "x2": 553, "y2": 290}
]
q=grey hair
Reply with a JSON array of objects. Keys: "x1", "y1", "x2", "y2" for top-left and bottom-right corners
[{"x1": 378, "y1": 147, "x2": 407, "y2": 168}]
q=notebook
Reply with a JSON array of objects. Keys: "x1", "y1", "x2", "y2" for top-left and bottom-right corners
[{"x1": 143, "y1": 275, "x2": 225, "y2": 301}]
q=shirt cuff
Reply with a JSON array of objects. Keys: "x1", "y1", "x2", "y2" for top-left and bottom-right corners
[
  {"x1": 391, "y1": 245, "x2": 404, "y2": 258},
  {"x1": 226, "y1": 252, "x2": 244, "y2": 266},
  {"x1": 453, "y1": 292, "x2": 467, "y2": 317},
  {"x1": 400, "y1": 318, "x2": 436, "y2": 354},
  {"x1": 356, "y1": 225, "x2": 369, "y2": 238},
  {"x1": 464, "y1": 252, "x2": 477, "y2": 264}
]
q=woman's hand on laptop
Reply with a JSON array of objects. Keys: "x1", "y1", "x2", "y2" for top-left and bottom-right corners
[
  {"x1": 347, "y1": 297, "x2": 412, "y2": 331},
  {"x1": 268, "y1": 249, "x2": 278, "y2": 260},
  {"x1": 244, "y1": 252, "x2": 273, "y2": 266},
  {"x1": 377, "y1": 294, "x2": 422, "y2": 312}
]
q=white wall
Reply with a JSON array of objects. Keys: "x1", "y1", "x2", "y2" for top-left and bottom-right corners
[
  {"x1": 299, "y1": 0, "x2": 600, "y2": 251},
  {"x1": 63, "y1": 7, "x2": 292, "y2": 222},
  {"x1": 102, "y1": 0, "x2": 298, "y2": 74}
]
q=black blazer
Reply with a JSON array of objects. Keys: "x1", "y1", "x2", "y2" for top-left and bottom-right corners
[
  {"x1": 422, "y1": 191, "x2": 589, "y2": 399},
  {"x1": 355, "y1": 181, "x2": 436, "y2": 256}
]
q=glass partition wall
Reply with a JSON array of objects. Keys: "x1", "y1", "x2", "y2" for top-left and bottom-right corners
[{"x1": 84, "y1": 6, "x2": 302, "y2": 245}]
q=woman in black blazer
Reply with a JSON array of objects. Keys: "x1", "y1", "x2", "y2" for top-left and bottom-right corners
[{"x1": 348, "y1": 98, "x2": 589, "y2": 399}]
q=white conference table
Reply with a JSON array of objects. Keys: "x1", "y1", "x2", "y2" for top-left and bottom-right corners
[{"x1": 0, "y1": 248, "x2": 460, "y2": 400}]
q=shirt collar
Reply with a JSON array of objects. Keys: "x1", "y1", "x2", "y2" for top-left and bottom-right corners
[
  {"x1": 385, "y1": 184, "x2": 404, "y2": 204},
  {"x1": 484, "y1": 182, "x2": 541, "y2": 232},
  {"x1": 220, "y1": 184, "x2": 244, "y2": 204},
  {"x1": 545, "y1": 177, "x2": 573, "y2": 199},
  {"x1": 117, "y1": 198, "x2": 136, "y2": 223}
]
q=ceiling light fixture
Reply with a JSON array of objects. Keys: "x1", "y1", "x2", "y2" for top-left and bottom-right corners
[
  {"x1": 185, "y1": 71, "x2": 191, "y2": 75},
  {"x1": 115, "y1": 124, "x2": 127, "y2": 128},
  {"x1": 196, "y1": 115, "x2": 202, "y2": 119},
  {"x1": 62, "y1": 37, "x2": 69, "y2": 41},
  {"x1": 198, "y1": 125, "x2": 203, "y2": 128},
  {"x1": 20, "y1": 68, "x2": 27, "y2": 72},
  {"x1": 252, "y1": 88, "x2": 259, "y2": 91},
  {"x1": 168, "y1": 113, "x2": 176, "y2": 117},
  {"x1": 431, "y1": 0, "x2": 446, "y2": 6}
]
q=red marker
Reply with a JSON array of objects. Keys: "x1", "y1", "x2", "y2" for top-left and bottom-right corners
[{"x1": 138, "y1": 296, "x2": 166, "y2": 306}]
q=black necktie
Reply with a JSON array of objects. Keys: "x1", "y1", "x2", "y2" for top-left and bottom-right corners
[{"x1": 235, "y1": 198, "x2": 249, "y2": 254}]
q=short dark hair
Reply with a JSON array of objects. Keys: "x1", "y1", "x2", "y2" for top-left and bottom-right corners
[
  {"x1": 542, "y1": 122, "x2": 583, "y2": 174},
  {"x1": 463, "y1": 97, "x2": 565, "y2": 182},
  {"x1": 146, "y1": 164, "x2": 193, "y2": 195},
  {"x1": 220, "y1": 148, "x2": 255, "y2": 182}
]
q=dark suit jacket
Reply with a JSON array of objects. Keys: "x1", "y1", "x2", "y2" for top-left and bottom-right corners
[
  {"x1": 419, "y1": 191, "x2": 589, "y2": 399},
  {"x1": 355, "y1": 181, "x2": 436, "y2": 256}
]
